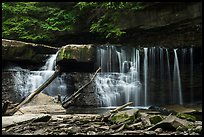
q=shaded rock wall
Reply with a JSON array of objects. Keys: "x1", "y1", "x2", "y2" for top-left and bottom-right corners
[
  {"x1": 2, "y1": 39, "x2": 59, "y2": 70},
  {"x1": 2, "y1": 72, "x2": 23, "y2": 104},
  {"x1": 52, "y1": 2, "x2": 202, "y2": 48},
  {"x1": 116, "y1": 2, "x2": 202, "y2": 47}
]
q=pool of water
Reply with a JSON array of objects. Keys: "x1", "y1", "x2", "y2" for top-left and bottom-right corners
[{"x1": 65, "y1": 106, "x2": 150, "y2": 114}]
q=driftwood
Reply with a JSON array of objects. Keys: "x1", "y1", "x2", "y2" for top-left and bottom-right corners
[
  {"x1": 3, "y1": 66, "x2": 61, "y2": 116},
  {"x1": 62, "y1": 67, "x2": 101, "y2": 108},
  {"x1": 110, "y1": 102, "x2": 133, "y2": 113},
  {"x1": 102, "y1": 102, "x2": 134, "y2": 122}
]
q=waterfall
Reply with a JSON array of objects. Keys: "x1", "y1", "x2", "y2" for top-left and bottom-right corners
[
  {"x1": 165, "y1": 48, "x2": 172, "y2": 103},
  {"x1": 173, "y1": 49, "x2": 183, "y2": 105},
  {"x1": 95, "y1": 46, "x2": 196, "y2": 107},
  {"x1": 143, "y1": 48, "x2": 148, "y2": 106},
  {"x1": 95, "y1": 46, "x2": 142, "y2": 107},
  {"x1": 9, "y1": 45, "x2": 200, "y2": 107},
  {"x1": 13, "y1": 51, "x2": 67, "y2": 99}
]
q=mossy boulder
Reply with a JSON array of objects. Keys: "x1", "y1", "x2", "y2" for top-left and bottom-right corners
[
  {"x1": 176, "y1": 113, "x2": 196, "y2": 122},
  {"x1": 56, "y1": 44, "x2": 95, "y2": 63},
  {"x1": 56, "y1": 44, "x2": 96, "y2": 72},
  {"x1": 149, "y1": 115, "x2": 163, "y2": 125},
  {"x1": 110, "y1": 109, "x2": 140, "y2": 124}
]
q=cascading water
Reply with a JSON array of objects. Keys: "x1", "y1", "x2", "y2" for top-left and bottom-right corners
[
  {"x1": 95, "y1": 46, "x2": 200, "y2": 107},
  {"x1": 173, "y1": 49, "x2": 183, "y2": 105},
  {"x1": 9, "y1": 45, "x2": 201, "y2": 107},
  {"x1": 95, "y1": 46, "x2": 142, "y2": 107},
  {"x1": 13, "y1": 51, "x2": 67, "y2": 99},
  {"x1": 143, "y1": 48, "x2": 148, "y2": 106}
]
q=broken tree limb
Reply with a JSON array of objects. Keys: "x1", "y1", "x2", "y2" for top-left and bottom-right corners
[
  {"x1": 62, "y1": 67, "x2": 101, "y2": 108},
  {"x1": 110, "y1": 102, "x2": 133, "y2": 113},
  {"x1": 101, "y1": 102, "x2": 134, "y2": 121},
  {"x1": 3, "y1": 66, "x2": 61, "y2": 116}
]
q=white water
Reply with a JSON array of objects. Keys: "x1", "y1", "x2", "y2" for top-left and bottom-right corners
[
  {"x1": 95, "y1": 46, "x2": 142, "y2": 106},
  {"x1": 96, "y1": 46, "x2": 187, "y2": 107},
  {"x1": 11, "y1": 46, "x2": 198, "y2": 106},
  {"x1": 13, "y1": 52, "x2": 67, "y2": 98},
  {"x1": 165, "y1": 48, "x2": 172, "y2": 100},
  {"x1": 143, "y1": 48, "x2": 148, "y2": 106},
  {"x1": 173, "y1": 49, "x2": 183, "y2": 104}
]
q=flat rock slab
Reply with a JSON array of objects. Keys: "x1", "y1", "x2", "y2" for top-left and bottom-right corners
[
  {"x1": 162, "y1": 104, "x2": 202, "y2": 113},
  {"x1": 2, "y1": 114, "x2": 51, "y2": 128}
]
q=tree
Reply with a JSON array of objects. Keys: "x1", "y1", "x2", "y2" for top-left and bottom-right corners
[
  {"x1": 2, "y1": 2, "x2": 144, "y2": 44},
  {"x1": 75, "y1": 2, "x2": 143, "y2": 38},
  {"x1": 2, "y1": 2, "x2": 78, "y2": 43}
]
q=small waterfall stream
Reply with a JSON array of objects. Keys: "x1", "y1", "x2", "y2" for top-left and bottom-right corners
[
  {"x1": 173, "y1": 49, "x2": 183, "y2": 105},
  {"x1": 143, "y1": 48, "x2": 148, "y2": 106},
  {"x1": 13, "y1": 52, "x2": 67, "y2": 99}
]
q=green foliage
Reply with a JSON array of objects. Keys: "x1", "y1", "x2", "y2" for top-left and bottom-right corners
[
  {"x1": 2, "y1": 2, "x2": 144, "y2": 43},
  {"x1": 2, "y1": 2, "x2": 78, "y2": 42},
  {"x1": 75, "y1": 2, "x2": 143, "y2": 38}
]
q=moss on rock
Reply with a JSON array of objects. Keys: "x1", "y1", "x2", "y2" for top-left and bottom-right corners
[
  {"x1": 149, "y1": 115, "x2": 163, "y2": 125},
  {"x1": 176, "y1": 113, "x2": 196, "y2": 122},
  {"x1": 110, "y1": 109, "x2": 140, "y2": 124},
  {"x1": 56, "y1": 44, "x2": 95, "y2": 63}
]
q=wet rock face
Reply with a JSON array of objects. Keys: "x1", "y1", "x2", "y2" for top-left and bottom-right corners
[
  {"x1": 72, "y1": 73, "x2": 100, "y2": 107},
  {"x1": 2, "y1": 39, "x2": 58, "y2": 69},
  {"x1": 65, "y1": 72, "x2": 100, "y2": 107},
  {"x1": 2, "y1": 72, "x2": 22, "y2": 103},
  {"x1": 56, "y1": 44, "x2": 96, "y2": 72}
]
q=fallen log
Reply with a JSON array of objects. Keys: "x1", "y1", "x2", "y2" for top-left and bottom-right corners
[
  {"x1": 3, "y1": 66, "x2": 61, "y2": 116},
  {"x1": 101, "y1": 102, "x2": 134, "y2": 122},
  {"x1": 62, "y1": 67, "x2": 101, "y2": 108},
  {"x1": 111, "y1": 102, "x2": 134, "y2": 113}
]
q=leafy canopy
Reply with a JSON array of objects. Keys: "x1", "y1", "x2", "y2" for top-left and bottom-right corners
[
  {"x1": 2, "y1": 2, "x2": 143, "y2": 43},
  {"x1": 2, "y1": 2, "x2": 78, "y2": 41}
]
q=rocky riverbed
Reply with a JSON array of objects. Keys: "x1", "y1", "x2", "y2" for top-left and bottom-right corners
[{"x1": 2, "y1": 93, "x2": 202, "y2": 135}]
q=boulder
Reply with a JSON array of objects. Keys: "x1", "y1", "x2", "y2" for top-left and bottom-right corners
[
  {"x1": 56, "y1": 44, "x2": 95, "y2": 62},
  {"x1": 110, "y1": 109, "x2": 140, "y2": 124},
  {"x1": 147, "y1": 115, "x2": 193, "y2": 131},
  {"x1": 149, "y1": 115, "x2": 163, "y2": 124},
  {"x1": 56, "y1": 44, "x2": 96, "y2": 72},
  {"x1": 176, "y1": 113, "x2": 196, "y2": 122}
]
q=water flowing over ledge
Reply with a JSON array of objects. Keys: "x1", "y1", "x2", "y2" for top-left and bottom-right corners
[
  {"x1": 95, "y1": 46, "x2": 202, "y2": 107},
  {"x1": 2, "y1": 44, "x2": 202, "y2": 108}
]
